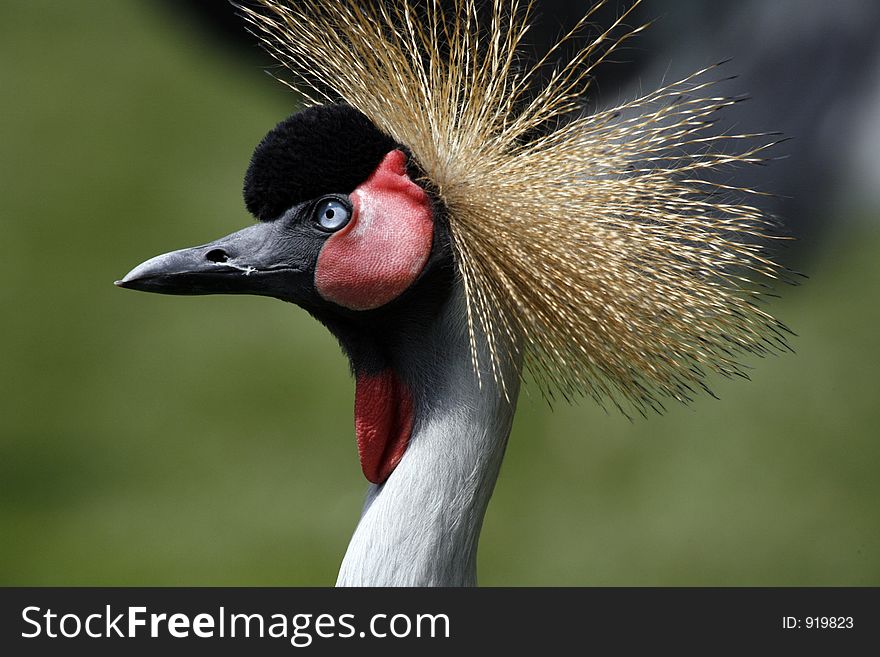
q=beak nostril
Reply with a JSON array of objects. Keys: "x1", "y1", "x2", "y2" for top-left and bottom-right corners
[{"x1": 206, "y1": 249, "x2": 229, "y2": 263}]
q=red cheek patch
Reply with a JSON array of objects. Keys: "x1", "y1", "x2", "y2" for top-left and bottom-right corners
[{"x1": 315, "y1": 149, "x2": 433, "y2": 310}]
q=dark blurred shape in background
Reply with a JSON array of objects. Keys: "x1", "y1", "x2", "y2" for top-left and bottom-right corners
[{"x1": 636, "y1": 0, "x2": 880, "y2": 256}]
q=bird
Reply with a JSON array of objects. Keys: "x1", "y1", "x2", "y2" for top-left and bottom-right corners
[{"x1": 116, "y1": 0, "x2": 791, "y2": 586}]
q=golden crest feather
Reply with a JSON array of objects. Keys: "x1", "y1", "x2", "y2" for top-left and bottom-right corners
[{"x1": 238, "y1": 0, "x2": 792, "y2": 415}]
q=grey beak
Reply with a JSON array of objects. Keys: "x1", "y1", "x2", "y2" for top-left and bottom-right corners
[{"x1": 116, "y1": 222, "x2": 308, "y2": 301}]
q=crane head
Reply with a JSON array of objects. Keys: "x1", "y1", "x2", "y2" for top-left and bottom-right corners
[
  {"x1": 117, "y1": 104, "x2": 448, "y2": 313},
  {"x1": 117, "y1": 104, "x2": 456, "y2": 484}
]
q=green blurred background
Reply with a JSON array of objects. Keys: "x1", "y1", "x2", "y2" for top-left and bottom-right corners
[{"x1": 2, "y1": 1, "x2": 878, "y2": 585}]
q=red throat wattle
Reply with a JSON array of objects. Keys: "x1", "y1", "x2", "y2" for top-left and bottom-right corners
[{"x1": 355, "y1": 369, "x2": 413, "y2": 484}]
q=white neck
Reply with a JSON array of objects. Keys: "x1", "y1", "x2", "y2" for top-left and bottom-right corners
[{"x1": 336, "y1": 287, "x2": 521, "y2": 586}]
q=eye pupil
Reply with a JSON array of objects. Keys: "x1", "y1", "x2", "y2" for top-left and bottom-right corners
[{"x1": 326, "y1": 209, "x2": 334, "y2": 219}]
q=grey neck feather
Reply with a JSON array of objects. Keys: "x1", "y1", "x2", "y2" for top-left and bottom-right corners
[{"x1": 336, "y1": 285, "x2": 521, "y2": 586}]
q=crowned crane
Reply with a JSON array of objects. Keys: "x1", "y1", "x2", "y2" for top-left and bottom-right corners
[{"x1": 117, "y1": 0, "x2": 790, "y2": 586}]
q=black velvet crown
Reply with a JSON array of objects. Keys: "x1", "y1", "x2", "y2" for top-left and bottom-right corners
[{"x1": 243, "y1": 104, "x2": 398, "y2": 221}]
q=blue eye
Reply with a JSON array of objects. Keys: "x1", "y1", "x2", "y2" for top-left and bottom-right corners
[{"x1": 315, "y1": 198, "x2": 351, "y2": 231}]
